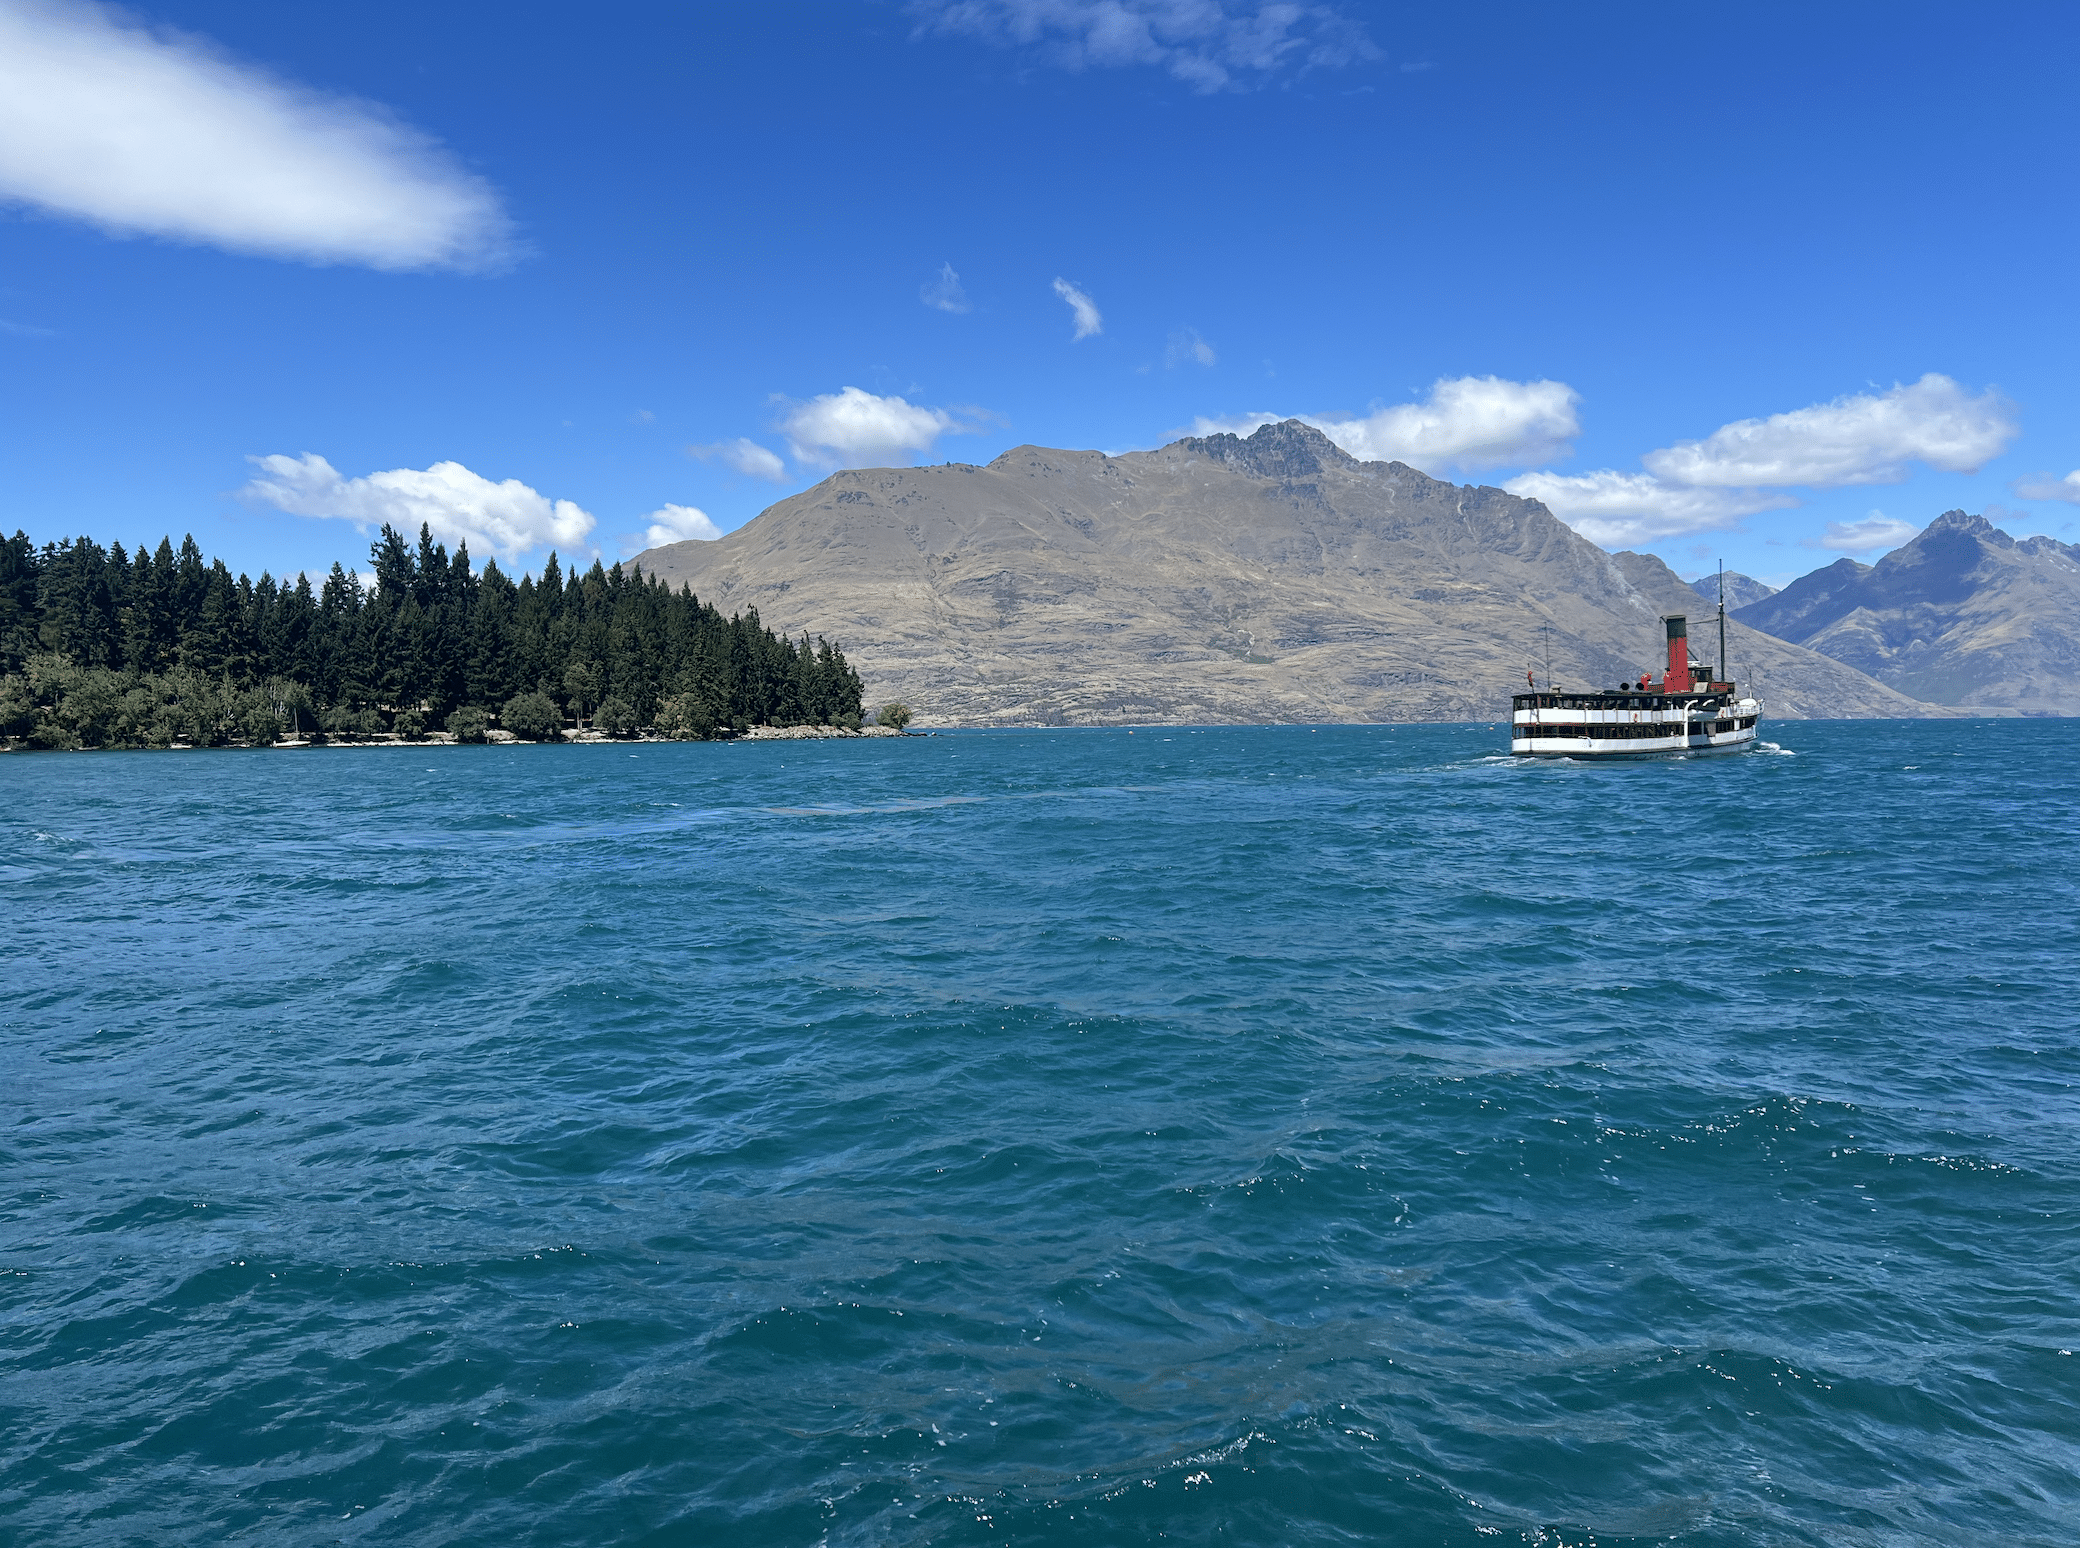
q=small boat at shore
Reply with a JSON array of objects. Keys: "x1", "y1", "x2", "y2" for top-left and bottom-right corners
[{"x1": 1510, "y1": 603, "x2": 1762, "y2": 760}]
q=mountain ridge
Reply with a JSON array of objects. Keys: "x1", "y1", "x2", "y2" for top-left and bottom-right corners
[
  {"x1": 632, "y1": 421, "x2": 1942, "y2": 725},
  {"x1": 1690, "y1": 570, "x2": 1778, "y2": 610},
  {"x1": 1735, "y1": 512, "x2": 2080, "y2": 714}
]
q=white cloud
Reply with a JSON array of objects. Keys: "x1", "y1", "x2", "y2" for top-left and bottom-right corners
[
  {"x1": 1316, "y1": 377, "x2": 1579, "y2": 470},
  {"x1": 2013, "y1": 469, "x2": 2080, "y2": 505},
  {"x1": 1503, "y1": 470, "x2": 1795, "y2": 548},
  {"x1": 1641, "y1": 375, "x2": 2017, "y2": 488},
  {"x1": 1165, "y1": 327, "x2": 1216, "y2": 368},
  {"x1": 642, "y1": 504, "x2": 723, "y2": 549},
  {"x1": 0, "y1": 0, "x2": 510, "y2": 271},
  {"x1": 1500, "y1": 374, "x2": 2016, "y2": 548},
  {"x1": 908, "y1": 0, "x2": 1378, "y2": 93},
  {"x1": 1189, "y1": 376, "x2": 1580, "y2": 473},
  {"x1": 241, "y1": 454, "x2": 594, "y2": 563},
  {"x1": 1808, "y1": 513, "x2": 1920, "y2": 553},
  {"x1": 689, "y1": 437, "x2": 789, "y2": 482},
  {"x1": 921, "y1": 261, "x2": 970, "y2": 313},
  {"x1": 777, "y1": 386, "x2": 980, "y2": 468},
  {"x1": 1186, "y1": 410, "x2": 1282, "y2": 438},
  {"x1": 1052, "y1": 276, "x2": 1102, "y2": 339}
]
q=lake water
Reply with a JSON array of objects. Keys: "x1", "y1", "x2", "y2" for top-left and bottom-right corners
[{"x1": 5, "y1": 723, "x2": 2077, "y2": 1546}]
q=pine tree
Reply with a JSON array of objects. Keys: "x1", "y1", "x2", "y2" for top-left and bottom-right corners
[{"x1": 0, "y1": 527, "x2": 866, "y2": 746}]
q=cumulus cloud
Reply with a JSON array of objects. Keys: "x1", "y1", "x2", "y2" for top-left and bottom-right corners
[
  {"x1": 921, "y1": 261, "x2": 970, "y2": 313},
  {"x1": 241, "y1": 454, "x2": 593, "y2": 563},
  {"x1": 1641, "y1": 375, "x2": 2016, "y2": 488},
  {"x1": 1808, "y1": 513, "x2": 1920, "y2": 553},
  {"x1": 0, "y1": 0, "x2": 511, "y2": 271},
  {"x1": 642, "y1": 503, "x2": 723, "y2": 549},
  {"x1": 1504, "y1": 374, "x2": 2017, "y2": 548},
  {"x1": 777, "y1": 386, "x2": 982, "y2": 468},
  {"x1": 2013, "y1": 468, "x2": 2080, "y2": 505},
  {"x1": 1165, "y1": 327, "x2": 1216, "y2": 368},
  {"x1": 1052, "y1": 277, "x2": 1102, "y2": 339},
  {"x1": 908, "y1": 0, "x2": 1378, "y2": 93},
  {"x1": 1317, "y1": 377, "x2": 1579, "y2": 470},
  {"x1": 1503, "y1": 470, "x2": 1795, "y2": 547},
  {"x1": 689, "y1": 437, "x2": 789, "y2": 482},
  {"x1": 1190, "y1": 377, "x2": 1580, "y2": 473}
]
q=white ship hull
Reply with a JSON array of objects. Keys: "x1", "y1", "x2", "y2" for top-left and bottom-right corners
[
  {"x1": 1509, "y1": 695, "x2": 1763, "y2": 760},
  {"x1": 1510, "y1": 724, "x2": 1758, "y2": 759}
]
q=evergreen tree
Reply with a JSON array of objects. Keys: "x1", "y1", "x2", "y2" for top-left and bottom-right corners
[{"x1": 0, "y1": 527, "x2": 868, "y2": 748}]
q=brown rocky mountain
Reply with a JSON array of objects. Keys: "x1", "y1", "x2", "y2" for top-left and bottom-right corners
[
  {"x1": 631, "y1": 421, "x2": 1939, "y2": 725},
  {"x1": 1734, "y1": 512, "x2": 2080, "y2": 715}
]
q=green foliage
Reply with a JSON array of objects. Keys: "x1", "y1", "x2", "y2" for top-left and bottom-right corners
[
  {"x1": 501, "y1": 690, "x2": 565, "y2": 742},
  {"x1": 593, "y1": 695, "x2": 638, "y2": 737},
  {"x1": 392, "y1": 708, "x2": 426, "y2": 741},
  {"x1": 446, "y1": 706, "x2": 491, "y2": 743},
  {"x1": 877, "y1": 702, "x2": 913, "y2": 731},
  {"x1": 0, "y1": 654, "x2": 318, "y2": 749},
  {"x1": 324, "y1": 702, "x2": 382, "y2": 740},
  {"x1": 655, "y1": 691, "x2": 717, "y2": 741},
  {"x1": 0, "y1": 522, "x2": 868, "y2": 751},
  {"x1": 563, "y1": 659, "x2": 604, "y2": 719},
  {"x1": 239, "y1": 701, "x2": 283, "y2": 746}
]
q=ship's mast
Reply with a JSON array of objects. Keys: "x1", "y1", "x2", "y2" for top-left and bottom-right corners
[
  {"x1": 1717, "y1": 562, "x2": 1727, "y2": 687},
  {"x1": 1542, "y1": 624, "x2": 1553, "y2": 692}
]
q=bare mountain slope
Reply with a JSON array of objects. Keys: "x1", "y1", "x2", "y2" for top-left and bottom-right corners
[
  {"x1": 632, "y1": 421, "x2": 1937, "y2": 725},
  {"x1": 1735, "y1": 512, "x2": 2080, "y2": 714}
]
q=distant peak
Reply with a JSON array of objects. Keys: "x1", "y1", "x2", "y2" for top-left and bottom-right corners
[
  {"x1": 1180, "y1": 418, "x2": 1356, "y2": 480},
  {"x1": 1917, "y1": 509, "x2": 2010, "y2": 549}
]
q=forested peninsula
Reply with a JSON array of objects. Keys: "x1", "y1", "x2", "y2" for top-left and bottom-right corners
[{"x1": 0, "y1": 524, "x2": 866, "y2": 750}]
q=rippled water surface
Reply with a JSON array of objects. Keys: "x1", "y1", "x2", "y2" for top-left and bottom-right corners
[{"x1": 5, "y1": 723, "x2": 2079, "y2": 1546}]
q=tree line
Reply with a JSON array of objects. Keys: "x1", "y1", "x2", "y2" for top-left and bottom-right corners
[{"x1": 0, "y1": 523, "x2": 866, "y2": 750}]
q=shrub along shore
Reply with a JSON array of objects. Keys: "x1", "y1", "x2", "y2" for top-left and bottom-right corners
[{"x1": 0, "y1": 524, "x2": 869, "y2": 750}]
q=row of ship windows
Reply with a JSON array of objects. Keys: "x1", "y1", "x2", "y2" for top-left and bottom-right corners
[
  {"x1": 1514, "y1": 718, "x2": 1756, "y2": 739},
  {"x1": 1513, "y1": 697, "x2": 1716, "y2": 712}
]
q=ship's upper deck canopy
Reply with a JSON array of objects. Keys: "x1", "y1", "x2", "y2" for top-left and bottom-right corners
[{"x1": 1512, "y1": 689, "x2": 1732, "y2": 711}]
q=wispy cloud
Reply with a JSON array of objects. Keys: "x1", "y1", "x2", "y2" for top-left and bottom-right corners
[
  {"x1": 241, "y1": 454, "x2": 593, "y2": 563},
  {"x1": 1052, "y1": 276, "x2": 1101, "y2": 340},
  {"x1": 1806, "y1": 512, "x2": 1920, "y2": 553},
  {"x1": 689, "y1": 437, "x2": 790, "y2": 483},
  {"x1": 0, "y1": 315, "x2": 55, "y2": 337},
  {"x1": 1505, "y1": 470, "x2": 1795, "y2": 547},
  {"x1": 921, "y1": 261, "x2": 970, "y2": 313},
  {"x1": 1505, "y1": 374, "x2": 2019, "y2": 547},
  {"x1": 1165, "y1": 327, "x2": 1215, "y2": 368},
  {"x1": 908, "y1": 0, "x2": 1379, "y2": 93},
  {"x1": 777, "y1": 386, "x2": 987, "y2": 469},
  {"x1": 1192, "y1": 376, "x2": 1579, "y2": 473},
  {"x1": 641, "y1": 503, "x2": 723, "y2": 550},
  {"x1": 2013, "y1": 468, "x2": 2080, "y2": 505},
  {"x1": 0, "y1": 0, "x2": 512, "y2": 271}
]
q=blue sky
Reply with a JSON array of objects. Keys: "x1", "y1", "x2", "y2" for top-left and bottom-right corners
[{"x1": 3, "y1": 0, "x2": 2077, "y2": 590}]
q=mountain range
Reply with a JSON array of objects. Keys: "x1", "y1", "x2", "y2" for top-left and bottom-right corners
[
  {"x1": 1690, "y1": 571, "x2": 1778, "y2": 609},
  {"x1": 631, "y1": 421, "x2": 1936, "y2": 725},
  {"x1": 1732, "y1": 512, "x2": 2080, "y2": 715}
]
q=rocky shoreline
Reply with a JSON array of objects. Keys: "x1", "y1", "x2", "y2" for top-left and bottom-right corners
[
  {"x1": 736, "y1": 724, "x2": 905, "y2": 741},
  {"x1": 3, "y1": 723, "x2": 915, "y2": 753}
]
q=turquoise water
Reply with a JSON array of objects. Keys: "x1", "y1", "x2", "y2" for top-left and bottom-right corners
[{"x1": 5, "y1": 723, "x2": 2078, "y2": 1546}]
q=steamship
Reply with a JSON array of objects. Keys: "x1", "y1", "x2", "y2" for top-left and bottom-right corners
[{"x1": 1509, "y1": 612, "x2": 1763, "y2": 759}]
